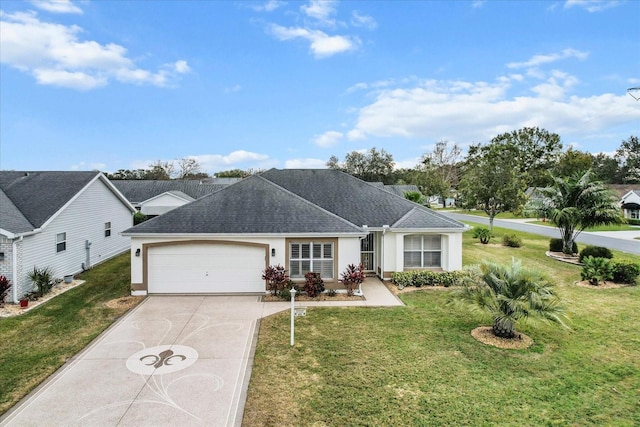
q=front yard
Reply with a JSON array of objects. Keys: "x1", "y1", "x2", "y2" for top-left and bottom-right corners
[{"x1": 243, "y1": 225, "x2": 640, "y2": 426}]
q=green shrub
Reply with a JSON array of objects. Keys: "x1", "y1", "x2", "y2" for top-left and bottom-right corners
[
  {"x1": 27, "y1": 266, "x2": 55, "y2": 297},
  {"x1": 472, "y1": 227, "x2": 493, "y2": 244},
  {"x1": 581, "y1": 256, "x2": 614, "y2": 286},
  {"x1": 611, "y1": 261, "x2": 640, "y2": 284},
  {"x1": 502, "y1": 234, "x2": 523, "y2": 248},
  {"x1": 326, "y1": 288, "x2": 337, "y2": 297},
  {"x1": 579, "y1": 246, "x2": 613, "y2": 263},
  {"x1": 277, "y1": 287, "x2": 292, "y2": 301},
  {"x1": 627, "y1": 218, "x2": 640, "y2": 226},
  {"x1": 391, "y1": 270, "x2": 469, "y2": 289},
  {"x1": 133, "y1": 212, "x2": 148, "y2": 225},
  {"x1": 549, "y1": 238, "x2": 577, "y2": 253}
]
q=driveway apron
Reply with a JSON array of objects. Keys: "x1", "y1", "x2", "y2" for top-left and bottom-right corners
[{"x1": 1, "y1": 296, "x2": 288, "y2": 427}]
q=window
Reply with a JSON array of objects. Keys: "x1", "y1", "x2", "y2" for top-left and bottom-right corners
[
  {"x1": 56, "y1": 232, "x2": 66, "y2": 253},
  {"x1": 289, "y1": 241, "x2": 334, "y2": 279},
  {"x1": 404, "y1": 235, "x2": 441, "y2": 268},
  {"x1": 104, "y1": 222, "x2": 112, "y2": 237}
]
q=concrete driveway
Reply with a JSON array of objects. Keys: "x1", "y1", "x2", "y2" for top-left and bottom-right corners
[{"x1": 1, "y1": 280, "x2": 402, "y2": 426}]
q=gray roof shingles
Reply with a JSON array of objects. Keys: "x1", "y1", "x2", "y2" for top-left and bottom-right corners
[
  {"x1": 0, "y1": 171, "x2": 98, "y2": 231},
  {"x1": 123, "y1": 175, "x2": 363, "y2": 234},
  {"x1": 111, "y1": 180, "x2": 226, "y2": 203}
]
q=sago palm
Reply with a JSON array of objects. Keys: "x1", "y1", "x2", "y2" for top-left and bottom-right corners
[{"x1": 452, "y1": 258, "x2": 568, "y2": 339}]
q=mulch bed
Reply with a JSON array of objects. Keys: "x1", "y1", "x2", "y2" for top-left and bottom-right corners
[
  {"x1": 471, "y1": 326, "x2": 534, "y2": 349},
  {"x1": 0, "y1": 279, "x2": 86, "y2": 317},
  {"x1": 104, "y1": 296, "x2": 145, "y2": 309},
  {"x1": 263, "y1": 293, "x2": 364, "y2": 302},
  {"x1": 574, "y1": 280, "x2": 631, "y2": 289}
]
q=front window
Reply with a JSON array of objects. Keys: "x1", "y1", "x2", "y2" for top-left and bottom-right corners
[
  {"x1": 289, "y1": 241, "x2": 334, "y2": 279},
  {"x1": 404, "y1": 235, "x2": 441, "y2": 268},
  {"x1": 104, "y1": 222, "x2": 112, "y2": 237},
  {"x1": 56, "y1": 232, "x2": 67, "y2": 253}
]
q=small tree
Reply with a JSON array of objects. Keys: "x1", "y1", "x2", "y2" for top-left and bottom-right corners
[
  {"x1": 451, "y1": 258, "x2": 568, "y2": 339},
  {"x1": 262, "y1": 265, "x2": 288, "y2": 296},
  {"x1": 541, "y1": 170, "x2": 623, "y2": 254},
  {"x1": 340, "y1": 263, "x2": 366, "y2": 296},
  {"x1": 28, "y1": 266, "x2": 55, "y2": 297},
  {"x1": 472, "y1": 227, "x2": 493, "y2": 244}
]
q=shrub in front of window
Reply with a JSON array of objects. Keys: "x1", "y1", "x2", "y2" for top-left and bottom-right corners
[
  {"x1": 391, "y1": 270, "x2": 469, "y2": 289},
  {"x1": 340, "y1": 263, "x2": 365, "y2": 296},
  {"x1": 611, "y1": 261, "x2": 640, "y2": 284},
  {"x1": 0, "y1": 275, "x2": 11, "y2": 306},
  {"x1": 549, "y1": 238, "x2": 577, "y2": 254},
  {"x1": 472, "y1": 226, "x2": 493, "y2": 244},
  {"x1": 502, "y1": 234, "x2": 523, "y2": 248},
  {"x1": 578, "y1": 246, "x2": 613, "y2": 263},
  {"x1": 580, "y1": 256, "x2": 614, "y2": 286},
  {"x1": 303, "y1": 272, "x2": 325, "y2": 298},
  {"x1": 262, "y1": 264, "x2": 288, "y2": 296}
]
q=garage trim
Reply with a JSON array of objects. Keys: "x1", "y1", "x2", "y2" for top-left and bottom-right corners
[{"x1": 140, "y1": 240, "x2": 270, "y2": 293}]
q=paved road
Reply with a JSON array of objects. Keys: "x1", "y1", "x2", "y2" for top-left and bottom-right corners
[{"x1": 444, "y1": 212, "x2": 640, "y2": 256}]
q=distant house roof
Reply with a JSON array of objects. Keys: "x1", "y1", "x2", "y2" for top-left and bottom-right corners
[
  {"x1": 0, "y1": 171, "x2": 133, "y2": 235},
  {"x1": 383, "y1": 184, "x2": 420, "y2": 197},
  {"x1": 110, "y1": 180, "x2": 227, "y2": 204}
]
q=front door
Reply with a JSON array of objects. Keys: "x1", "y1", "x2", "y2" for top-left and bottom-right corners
[{"x1": 360, "y1": 233, "x2": 375, "y2": 272}]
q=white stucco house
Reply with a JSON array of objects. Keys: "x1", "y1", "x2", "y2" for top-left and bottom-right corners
[
  {"x1": 0, "y1": 171, "x2": 135, "y2": 303},
  {"x1": 620, "y1": 190, "x2": 640, "y2": 220},
  {"x1": 123, "y1": 169, "x2": 468, "y2": 295}
]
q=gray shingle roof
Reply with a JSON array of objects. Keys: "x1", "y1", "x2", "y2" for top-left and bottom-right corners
[
  {"x1": 0, "y1": 188, "x2": 34, "y2": 234},
  {"x1": 123, "y1": 175, "x2": 363, "y2": 235},
  {"x1": 111, "y1": 180, "x2": 226, "y2": 204},
  {"x1": 260, "y1": 169, "x2": 465, "y2": 230},
  {"x1": 0, "y1": 171, "x2": 99, "y2": 231}
]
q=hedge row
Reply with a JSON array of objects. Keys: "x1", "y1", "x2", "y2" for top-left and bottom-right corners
[{"x1": 391, "y1": 270, "x2": 470, "y2": 289}]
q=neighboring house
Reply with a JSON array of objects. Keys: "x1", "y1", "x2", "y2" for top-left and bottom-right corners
[
  {"x1": 0, "y1": 171, "x2": 135, "y2": 303},
  {"x1": 620, "y1": 190, "x2": 640, "y2": 219},
  {"x1": 123, "y1": 169, "x2": 468, "y2": 295},
  {"x1": 111, "y1": 180, "x2": 232, "y2": 217}
]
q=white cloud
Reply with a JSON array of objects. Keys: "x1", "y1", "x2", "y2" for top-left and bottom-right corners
[
  {"x1": 507, "y1": 48, "x2": 589, "y2": 69},
  {"x1": 301, "y1": 0, "x2": 337, "y2": 26},
  {"x1": 346, "y1": 76, "x2": 640, "y2": 146},
  {"x1": 268, "y1": 24, "x2": 358, "y2": 58},
  {"x1": 225, "y1": 84, "x2": 242, "y2": 93},
  {"x1": 70, "y1": 161, "x2": 107, "y2": 171},
  {"x1": 313, "y1": 130, "x2": 343, "y2": 147},
  {"x1": 0, "y1": 11, "x2": 190, "y2": 90},
  {"x1": 29, "y1": 0, "x2": 82, "y2": 14},
  {"x1": 284, "y1": 158, "x2": 327, "y2": 168},
  {"x1": 564, "y1": 0, "x2": 621, "y2": 13},
  {"x1": 250, "y1": 0, "x2": 286, "y2": 12},
  {"x1": 471, "y1": 1, "x2": 486, "y2": 8},
  {"x1": 350, "y1": 11, "x2": 377, "y2": 29}
]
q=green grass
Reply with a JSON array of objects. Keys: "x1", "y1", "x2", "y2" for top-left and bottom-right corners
[
  {"x1": 0, "y1": 253, "x2": 136, "y2": 414},
  {"x1": 528, "y1": 220, "x2": 639, "y2": 232},
  {"x1": 244, "y1": 227, "x2": 640, "y2": 426}
]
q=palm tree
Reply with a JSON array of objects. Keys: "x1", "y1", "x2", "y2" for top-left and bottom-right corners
[
  {"x1": 452, "y1": 259, "x2": 568, "y2": 339},
  {"x1": 541, "y1": 170, "x2": 623, "y2": 254}
]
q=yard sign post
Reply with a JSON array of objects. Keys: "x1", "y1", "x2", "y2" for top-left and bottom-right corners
[{"x1": 290, "y1": 289, "x2": 296, "y2": 346}]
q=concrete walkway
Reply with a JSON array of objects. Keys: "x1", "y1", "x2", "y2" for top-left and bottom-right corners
[{"x1": 0, "y1": 278, "x2": 402, "y2": 427}]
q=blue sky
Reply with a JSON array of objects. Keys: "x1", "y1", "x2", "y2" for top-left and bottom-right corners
[{"x1": 1, "y1": 0, "x2": 639, "y2": 175}]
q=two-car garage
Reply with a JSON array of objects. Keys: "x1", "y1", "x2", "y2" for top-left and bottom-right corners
[{"x1": 145, "y1": 242, "x2": 268, "y2": 294}]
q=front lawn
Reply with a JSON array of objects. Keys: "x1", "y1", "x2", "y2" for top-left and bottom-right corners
[
  {"x1": 0, "y1": 253, "x2": 136, "y2": 414},
  {"x1": 243, "y1": 226, "x2": 640, "y2": 426}
]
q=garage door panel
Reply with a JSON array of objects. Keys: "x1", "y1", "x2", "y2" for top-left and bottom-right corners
[{"x1": 147, "y1": 243, "x2": 266, "y2": 294}]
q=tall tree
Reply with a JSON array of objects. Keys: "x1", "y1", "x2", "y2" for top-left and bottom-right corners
[
  {"x1": 419, "y1": 140, "x2": 462, "y2": 207},
  {"x1": 553, "y1": 148, "x2": 593, "y2": 178},
  {"x1": 490, "y1": 127, "x2": 563, "y2": 187},
  {"x1": 327, "y1": 147, "x2": 395, "y2": 183},
  {"x1": 540, "y1": 170, "x2": 623, "y2": 254},
  {"x1": 459, "y1": 140, "x2": 526, "y2": 231},
  {"x1": 176, "y1": 157, "x2": 207, "y2": 179},
  {"x1": 591, "y1": 153, "x2": 621, "y2": 184},
  {"x1": 615, "y1": 135, "x2": 640, "y2": 183},
  {"x1": 144, "y1": 160, "x2": 174, "y2": 180}
]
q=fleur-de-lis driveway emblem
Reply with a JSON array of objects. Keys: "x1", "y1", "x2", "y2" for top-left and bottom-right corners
[
  {"x1": 127, "y1": 345, "x2": 198, "y2": 375},
  {"x1": 140, "y1": 349, "x2": 186, "y2": 369}
]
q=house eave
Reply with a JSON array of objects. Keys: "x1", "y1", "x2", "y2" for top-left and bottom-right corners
[{"x1": 122, "y1": 231, "x2": 367, "y2": 239}]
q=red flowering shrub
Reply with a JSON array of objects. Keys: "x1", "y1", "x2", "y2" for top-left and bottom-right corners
[
  {"x1": 262, "y1": 265, "x2": 288, "y2": 296},
  {"x1": 303, "y1": 272, "x2": 325, "y2": 298},
  {"x1": 340, "y1": 263, "x2": 365, "y2": 296}
]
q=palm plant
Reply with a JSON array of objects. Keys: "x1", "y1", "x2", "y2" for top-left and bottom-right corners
[
  {"x1": 540, "y1": 170, "x2": 623, "y2": 254},
  {"x1": 451, "y1": 258, "x2": 568, "y2": 339}
]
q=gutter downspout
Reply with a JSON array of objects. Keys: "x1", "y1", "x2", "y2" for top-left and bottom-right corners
[
  {"x1": 11, "y1": 236, "x2": 21, "y2": 304},
  {"x1": 381, "y1": 225, "x2": 389, "y2": 281}
]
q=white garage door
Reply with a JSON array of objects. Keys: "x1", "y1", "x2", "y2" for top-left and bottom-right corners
[{"x1": 148, "y1": 243, "x2": 267, "y2": 294}]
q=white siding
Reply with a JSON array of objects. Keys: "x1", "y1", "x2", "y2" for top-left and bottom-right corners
[
  {"x1": 140, "y1": 194, "x2": 191, "y2": 216},
  {"x1": 18, "y1": 178, "x2": 132, "y2": 296}
]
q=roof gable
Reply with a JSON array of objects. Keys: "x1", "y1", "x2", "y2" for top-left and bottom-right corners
[
  {"x1": 124, "y1": 175, "x2": 363, "y2": 235},
  {"x1": 0, "y1": 188, "x2": 34, "y2": 235},
  {"x1": 111, "y1": 180, "x2": 226, "y2": 203}
]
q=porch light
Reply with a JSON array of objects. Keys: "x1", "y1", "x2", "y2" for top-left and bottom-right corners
[
  {"x1": 271, "y1": 248, "x2": 276, "y2": 257},
  {"x1": 135, "y1": 248, "x2": 141, "y2": 257}
]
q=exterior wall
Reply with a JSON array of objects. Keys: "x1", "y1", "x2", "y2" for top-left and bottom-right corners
[
  {"x1": 384, "y1": 231, "x2": 464, "y2": 277},
  {"x1": 17, "y1": 179, "x2": 133, "y2": 298},
  {"x1": 129, "y1": 235, "x2": 362, "y2": 292},
  {"x1": 140, "y1": 195, "x2": 191, "y2": 216},
  {"x1": 0, "y1": 236, "x2": 13, "y2": 302}
]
